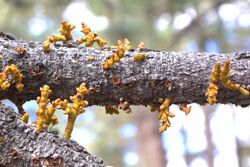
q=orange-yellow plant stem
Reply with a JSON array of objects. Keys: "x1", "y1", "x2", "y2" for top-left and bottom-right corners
[
  {"x1": 63, "y1": 83, "x2": 89, "y2": 140},
  {"x1": 158, "y1": 98, "x2": 175, "y2": 133},
  {"x1": 63, "y1": 115, "x2": 77, "y2": 140}
]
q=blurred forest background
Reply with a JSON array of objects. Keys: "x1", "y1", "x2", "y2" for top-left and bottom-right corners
[{"x1": 1, "y1": 0, "x2": 250, "y2": 167}]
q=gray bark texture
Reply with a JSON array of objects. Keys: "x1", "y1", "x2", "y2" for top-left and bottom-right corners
[
  {"x1": 0, "y1": 32, "x2": 250, "y2": 106},
  {"x1": 0, "y1": 102, "x2": 104, "y2": 167}
]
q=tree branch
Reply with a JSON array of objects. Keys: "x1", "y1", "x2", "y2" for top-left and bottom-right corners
[
  {"x1": 0, "y1": 33, "x2": 249, "y2": 107},
  {"x1": 0, "y1": 102, "x2": 104, "y2": 167}
]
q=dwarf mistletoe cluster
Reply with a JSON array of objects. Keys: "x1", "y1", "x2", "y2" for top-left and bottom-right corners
[
  {"x1": 0, "y1": 21, "x2": 249, "y2": 140},
  {"x1": 205, "y1": 60, "x2": 249, "y2": 104}
]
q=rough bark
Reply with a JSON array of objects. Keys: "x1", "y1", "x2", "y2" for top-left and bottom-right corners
[
  {"x1": 0, "y1": 33, "x2": 250, "y2": 107},
  {"x1": 0, "y1": 102, "x2": 104, "y2": 167}
]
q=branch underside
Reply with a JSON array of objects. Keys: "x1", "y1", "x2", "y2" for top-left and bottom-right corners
[
  {"x1": 0, "y1": 103, "x2": 104, "y2": 167},
  {"x1": 0, "y1": 34, "x2": 249, "y2": 106}
]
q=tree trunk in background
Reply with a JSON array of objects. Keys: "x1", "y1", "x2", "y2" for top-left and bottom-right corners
[
  {"x1": 233, "y1": 109, "x2": 242, "y2": 167},
  {"x1": 204, "y1": 107, "x2": 215, "y2": 167},
  {"x1": 236, "y1": 139, "x2": 242, "y2": 167},
  {"x1": 135, "y1": 106, "x2": 166, "y2": 167}
]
